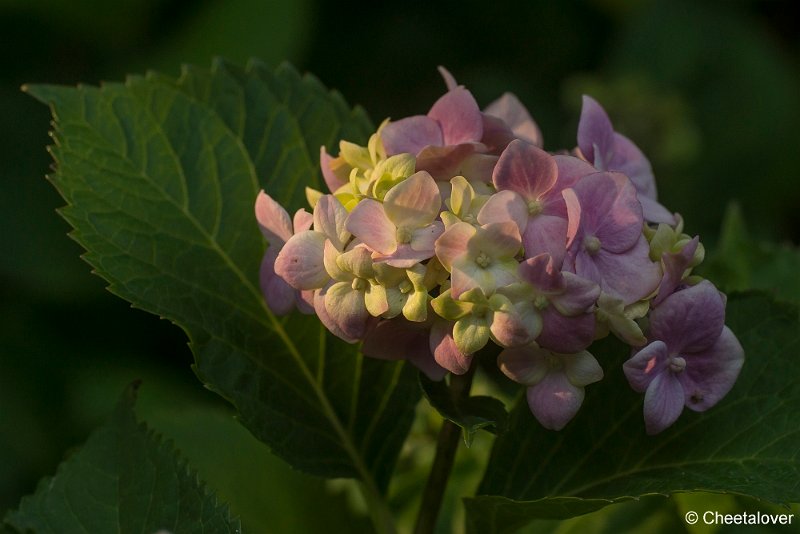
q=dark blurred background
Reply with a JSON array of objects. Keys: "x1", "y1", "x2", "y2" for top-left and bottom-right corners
[{"x1": 1, "y1": 0, "x2": 798, "y2": 531}]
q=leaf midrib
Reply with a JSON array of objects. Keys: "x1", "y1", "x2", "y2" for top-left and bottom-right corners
[{"x1": 57, "y1": 83, "x2": 383, "y2": 494}]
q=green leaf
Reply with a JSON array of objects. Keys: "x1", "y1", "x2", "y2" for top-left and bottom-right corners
[
  {"x1": 24, "y1": 60, "x2": 418, "y2": 494},
  {"x1": 702, "y1": 203, "x2": 800, "y2": 305},
  {"x1": 419, "y1": 373, "x2": 508, "y2": 447},
  {"x1": 466, "y1": 293, "x2": 800, "y2": 533},
  {"x1": 4, "y1": 383, "x2": 240, "y2": 534}
]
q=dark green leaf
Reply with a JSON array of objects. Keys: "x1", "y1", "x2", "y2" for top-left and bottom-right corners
[
  {"x1": 4, "y1": 383, "x2": 240, "y2": 534},
  {"x1": 419, "y1": 373, "x2": 508, "y2": 447},
  {"x1": 702, "y1": 203, "x2": 800, "y2": 305},
  {"x1": 466, "y1": 293, "x2": 800, "y2": 533},
  {"x1": 24, "y1": 60, "x2": 418, "y2": 493}
]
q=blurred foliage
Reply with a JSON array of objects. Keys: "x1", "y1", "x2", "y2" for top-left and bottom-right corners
[{"x1": 1, "y1": 0, "x2": 799, "y2": 532}]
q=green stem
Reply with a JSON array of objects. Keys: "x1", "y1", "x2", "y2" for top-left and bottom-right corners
[
  {"x1": 359, "y1": 481, "x2": 398, "y2": 534},
  {"x1": 413, "y1": 367, "x2": 476, "y2": 534}
]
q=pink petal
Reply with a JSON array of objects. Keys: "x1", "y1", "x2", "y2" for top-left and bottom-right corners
[
  {"x1": 373, "y1": 243, "x2": 434, "y2": 269},
  {"x1": 255, "y1": 191, "x2": 293, "y2": 244},
  {"x1": 383, "y1": 171, "x2": 442, "y2": 228},
  {"x1": 480, "y1": 114, "x2": 516, "y2": 154},
  {"x1": 484, "y1": 92, "x2": 543, "y2": 147},
  {"x1": 477, "y1": 189, "x2": 528, "y2": 235},
  {"x1": 679, "y1": 326, "x2": 744, "y2": 412},
  {"x1": 416, "y1": 143, "x2": 479, "y2": 181},
  {"x1": 536, "y1": 307, "x2": 595, "y2": 354},
  {"x1": 643, "y1": 371, "x2": 685, "y2": 435},
  {"x1": 474, "y1": 222, "x2": 522, "y2": 260},
  {"x1": 492, "y1": 140, "x2": 558, "y2": 202},
  {"x1": 623, "y1": 340, "x2": 669, "y2": 393},
  {"x1": 381, "y1": 115, "x2": 443, "y2": 156},
  {"x1": 490, "y1": 305, "x2": 540, "y2": 348},
  {"x1": 458, "y1": 153, "x2": 499, "y2": 183},
  {"x1": 434, "y1": 222, "x2": 476, "y2": 270},
  {"x1": 293, "y1": 209, "x2": 313, "y2": 233},
  {"x1": 410, "y1": 221, "x2": 445, "y2": 252},
  {"x1": 450, "y1": 258, "x2": 493, "y2": 299},
  {"x1": 527, "y1": 371, "x2": 585, "y2": 430},
  {"x1": 553, "y1": 155, "x2": 596, "y2": 190},
  {"x1": 430, "y1": 320, "x2": 472, "y2": 375},
  {"x1": 274, "y1": 231, "x2": 330, "y2": 289},
  {"x1": 346, "y1": 199, "x2": 397, "y2": 255},
  {"x1": 437, "y1": 66, "x2": 458, "y2": 91},
  {"x1": 320, "y1": 146, "x2": 348, "y2": 193},
  {"x1": 577, "y1": 95, "x2": 614, "y2": 167},
  {"x1": 649, "y1": 280, "x2": 726, "y2": 354},
  {"x1": 314, "y1": 286, "x2": 358, "y2": 343},
  {"x1": 313, "y1": 195, "x2": 350, "y2": 250},
  {"x1": 428, "y1": 86, "x2": 483, "y2": 146}
]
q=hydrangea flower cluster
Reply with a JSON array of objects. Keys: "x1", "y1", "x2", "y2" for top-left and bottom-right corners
[{"x1": 255, "y1": 68, "x2": 744, "y2": 435}]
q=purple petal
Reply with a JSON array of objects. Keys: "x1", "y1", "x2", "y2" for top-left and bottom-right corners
[
  {"x1": 492, "y1": 140, "x2": 558, "y2": 202},
  {"x1": 324, "y1": 281, "x2": 371, "y2": 340},
  {"x1": 649, "y1": 280, "x2": 726, "y2": 354},
  {"x1": 274, "y1": 231, "x2": 330, "y2": 289},
  {"x1": 623, "y1": 340, "x2": 669, "y2": 393},
  {"x1": 679, "y1": 326, "x2": 744, "y2": 412},
  {"x1": 519, "y1": 253, "x2": 564, "y2": 293},
  {"x1": 382, "y1": 115, "x2": 443, "y2": 156},
  {"x1": 639, "y1": 195, "x2": 676, "y2": 225},
  {"x1": 260, "y1": 247, "x2": 296, "y2": 315},
  {"x1": 549, "y1": 272, "x2": 600, "y2": 315},
  {"x1": 537, "y1": 307, "x2": 595, "y2": 354},
  {"x1": 383, "y1": 171, "x2": 442, "y2": 228},
  {"x1": 527, "y1": 371, "x2": 585, "y2": 431},
  {"x1": 480, "y1": 114, "x2": 517, "y2": 154},
  {"x1": 577, "y1": 95, "x2": 615, "y2": 167},
  {"x1": 570, "y1": 172, "x2": 643, "y2": 253},
  {"x1": 255, "y1": 191, "x2": 293, "y2": 244},
  {"x1": 363, "y1": 318, "x2": 448, "y2": 380},
  {"x1": 589, "y1": 236, "x2": 661, "y2": 304},
  {"x1": 428, "y1": 86, "x2": 483, "y2": 146},
  {"x1": 484, "y1": 92, "x2": 543, "y2": 147},
  {"x1": 346, "y1": 199, "x2": 397, "y2": 255},
  {"x1": 490, "y1": 304, "x2": 540, "y2": 348},
  {"x1": 653, "y1": 236, "x2": 699, "y2": 306},
  {"x1": 430, "y1": 320, "x2": 472, "y2": 375},
  {"x1": 643, "y1": 371, "x2": 685, "y2": 435},
  {"x1": 320, "y1": 146, "x2": 348, "y2": 193},
  {"x1": 609, "y1": 132, "x2": 657, "y2": 199},
  {"x1": 498, "y1": 345, "x2": 550, "y2": 386},
  {"x1": 553, "y1": 155, "x2": 597, "y2": 190},
  {"x1": 522, "y1": 215, "x2": 568, "y2": 265},
  {"x1": 477, "y1": 189, "x2": 528, "y2": 235}
]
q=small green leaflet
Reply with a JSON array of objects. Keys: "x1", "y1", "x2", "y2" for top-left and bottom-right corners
[
  {"x1": 465, "y1": 293, "x2": 800, "y2": 533},
  {"x1": 25, "y1": 59, "x2": 419, "y2": 493},
  {"x1": 419, "y1": 373, "x2": 508, "y2": 447},
  {"x1": 4, "y1": 383, "x2": 240, "y2": 534}
]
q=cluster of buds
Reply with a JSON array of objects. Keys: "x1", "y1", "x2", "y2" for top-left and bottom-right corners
[{"x1": 255, "y1": 68, "x2": 744, "y2": 434}]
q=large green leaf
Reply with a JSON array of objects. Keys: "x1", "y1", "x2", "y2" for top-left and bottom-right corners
[
  {"x1": 465, "y1": 293, "x2": 800, "y2": 533},
  {"x1": 24, "y1": 60, "x2": 419, "y2": 494},
  {"x1": 4, "y1": 384, "x2": 240, "y2": 534}
]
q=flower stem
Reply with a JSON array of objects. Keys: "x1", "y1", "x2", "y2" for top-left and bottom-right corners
[{"x1": 413, "y1": 366, "x2": 476, "y2": 534}]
